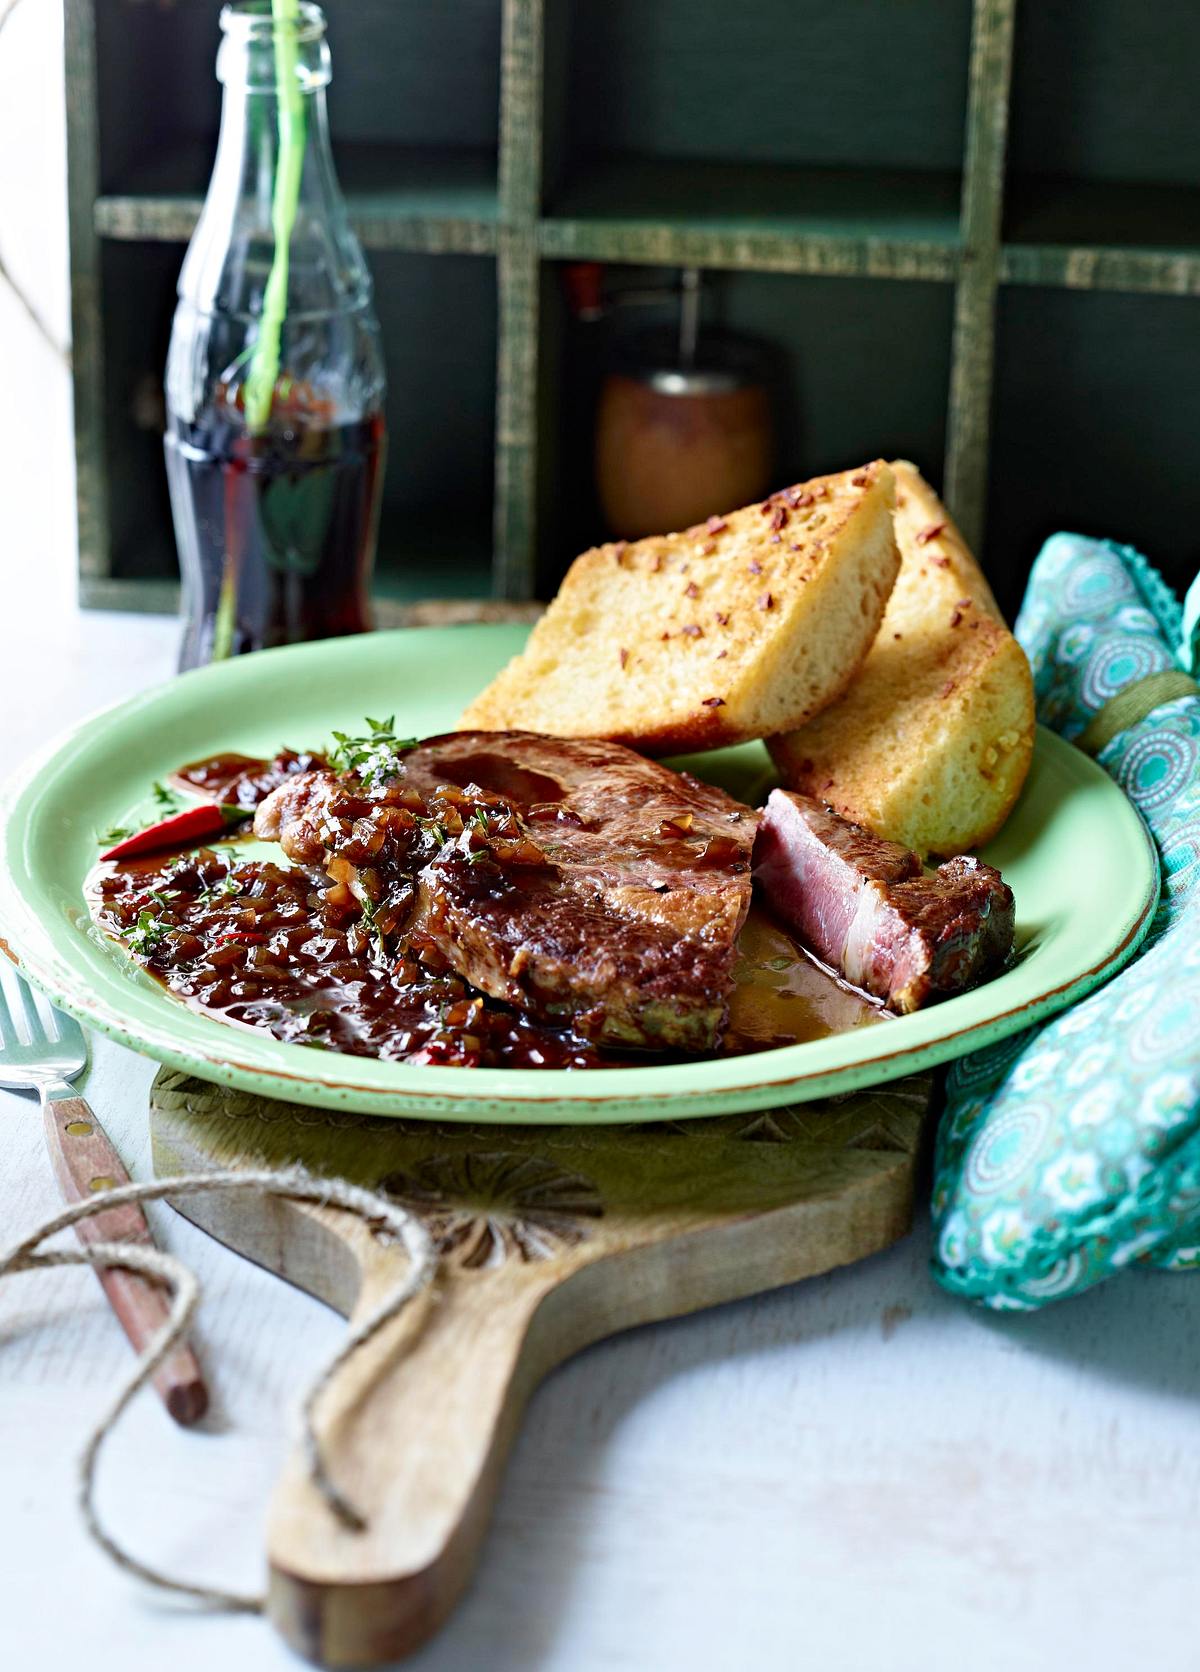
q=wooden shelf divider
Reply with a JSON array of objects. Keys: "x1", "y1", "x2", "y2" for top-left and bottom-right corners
[
  {"x1": 66, "y1": 0, "x2": 110, "y2": 594},
  {"x1": 943, "y1": 0, "x2": 1017, "y2": 552},
  {"x1": 492, "y1": 0, "x2": 544, "y2": 597}
]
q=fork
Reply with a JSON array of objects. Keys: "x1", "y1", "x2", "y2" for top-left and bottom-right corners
[{"x1": 0, "y1": 961, "x2": 208, "y2": 1425}]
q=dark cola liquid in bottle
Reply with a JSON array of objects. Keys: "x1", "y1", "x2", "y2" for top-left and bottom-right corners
[
  {"x1": 166, "y1": 385, "x2": 385, "y2": 664},
  {"x1": 165, "y1": 2, "x2": 386, "y2": 669}
]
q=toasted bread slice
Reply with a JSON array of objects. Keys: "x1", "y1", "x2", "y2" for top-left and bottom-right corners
[
  {"x1": 461, "y1": 463, "x2": 900, "y2": 755},
  {"x1": 769, "y1": 460, "x2": 1035, "y2": 858}
]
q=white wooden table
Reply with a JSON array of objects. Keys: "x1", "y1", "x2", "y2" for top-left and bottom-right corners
[{"x1": 1, "y1": 600, "x2": 1199, "y2": 1672}]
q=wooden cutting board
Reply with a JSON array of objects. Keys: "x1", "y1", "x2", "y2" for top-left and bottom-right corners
[{"x1": 149, "y1": 1065, "x2": 934, "y2": 1668}]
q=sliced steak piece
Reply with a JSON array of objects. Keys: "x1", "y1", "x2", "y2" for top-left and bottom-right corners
[
  {"x1": 255, "y1": 732, "x2": 757, "y2": 1051},
  {"x1": 753, "y1": 789, "x2": 1014, "y2": 1013}
]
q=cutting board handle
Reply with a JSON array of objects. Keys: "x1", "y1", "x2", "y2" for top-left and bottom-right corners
[
  {"x1": 264, "y1": 1210, "x2": 557, "y2": 1668},
  {"x1": 150, "y1": 1066, "x2": 930, "y2": 1667}
]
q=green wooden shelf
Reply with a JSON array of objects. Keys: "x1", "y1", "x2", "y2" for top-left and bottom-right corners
[
  {"x1": 1001, "y1": 242, "x2": 1200, "y2": 297},
  {"x1": 540, "y1": 159, "x2": 963, "y2": 281},
  {"x1": 68, "y1": 0, "x2": 1200, "y2": 619},
  {"x1": 95, "y1": 143, "x2": 499, "y2": 255}
]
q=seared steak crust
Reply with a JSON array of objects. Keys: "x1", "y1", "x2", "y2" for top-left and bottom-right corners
[
  {"x1": 405, "y1": 733, "x2": 756, "y2": 1050},
  {"x1": 754, "y1": 790, "x2": 1013, "y2": 1012},
  {"x1": 256, "y1": 731, "x2": 757, "y2": 1051}
]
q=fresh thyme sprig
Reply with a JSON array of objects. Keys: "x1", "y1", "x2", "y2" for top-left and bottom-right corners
[
  {"x1": 357, "y1": 894, "x2": 388, "y2": 962},
  {"x1": 197, "y1": 871, "x2": 243, "y2": 903},
  {"x1": 123, "y1": 909, "x2": 172, "y2": 958},
  {"x1": 329, "y1": 716, "x2": 417, "y2": 792},
  {"x1": 416, "y1": 815, "x2": 448, "y2": 847}
]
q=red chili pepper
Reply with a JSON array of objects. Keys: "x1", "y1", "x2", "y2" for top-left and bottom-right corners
[{"x1": 100, "y1": 803, "x2": 248, "y2": 861}]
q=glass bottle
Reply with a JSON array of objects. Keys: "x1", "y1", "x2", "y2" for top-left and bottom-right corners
[{"x1": 165, "y1": 0, "x2": 386, "y2": 670}]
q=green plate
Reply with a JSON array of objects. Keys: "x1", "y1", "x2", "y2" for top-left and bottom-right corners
[{"x1": 0, "y1": 625, "x2": 1159, "y2": 1123}]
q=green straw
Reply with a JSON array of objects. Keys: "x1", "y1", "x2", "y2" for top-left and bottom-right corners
[
  {"x1": 214, "y1": 0, "x2": 307, "y2": 658},
  {"x1": 242, "y1": 0, "x2": 307, "y2": 435}
]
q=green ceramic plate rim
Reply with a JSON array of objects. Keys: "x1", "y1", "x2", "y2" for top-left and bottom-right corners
[{"x1": 0, "y1": 627, "x2": 1160, "y2": 1123}]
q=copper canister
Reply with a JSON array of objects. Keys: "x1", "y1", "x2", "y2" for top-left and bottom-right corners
[{"x1": 595, "y1": 333, "x2": 774, "y2": 539}]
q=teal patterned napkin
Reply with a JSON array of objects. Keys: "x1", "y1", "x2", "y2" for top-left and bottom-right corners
[{"x1": 931, "y1": 534, "x2": 1200, "y2": 1308}]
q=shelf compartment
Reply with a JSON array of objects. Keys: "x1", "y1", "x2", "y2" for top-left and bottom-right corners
[
  {"x1": 1008, "y1": 0, "x2": 1200, "y2": 194},
  {"x1": 97, "y1": 241, "x2": 180, "y2": 592},
  {"x1": 541, "y1": 159, "x2": 963, "y2": 282},
  {"x1": 95, "y1": 0, "x2": 502, "y2": 189},
  {"x1": 374, "y1": 529, "x2": 495, "y2": 616},
  {"x1": 95, "y1": 145, "x2": 499, "y2": 255},
  {"x1": 315, "y1": 248, "x2": 500, "y2": 609},
  {"x1": 1002, "y1": 2, "x2": 1200, "y2": 297},
  {"x1": 546, "y1": 0, "x2": 972, "y2": 177},
  {"x1": 93, "y1": 0, "x2": 501, "y2": 254},
  {"x1": 987, "y1": 285, "x2": 1200, "y2": 620}
]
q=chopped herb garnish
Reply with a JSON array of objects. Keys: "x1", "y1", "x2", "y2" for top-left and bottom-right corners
[
  {"x1": 471, "y1": 807, "x2": 491, "y2": 837},
  {"x1": 124, "y1": 909, "x2": 171, "y2": 957},
  {"x1": 329, "y1": 716, "x2": 417, "y2": 792},
  {"x1": 151, "y1": 781, "x2": 180, "y2": 811},
  {"x1": 97, "y1": 825, "x2": 133, "y2": 845},
  {"x1": 358, "y1": 894, "x2": 388, "y2": 962},
  {"x1": 198, "y1": 871, "x2": 243, "y2": 903},
  {"x1": 417, "y1": 817, "x2": 448, "y2": 847}
]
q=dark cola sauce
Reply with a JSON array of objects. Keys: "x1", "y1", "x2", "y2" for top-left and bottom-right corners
[
  {"x1": 91, "y1": 848, "x2": 601, "y2": 1069},
  {"x1": 170, "y1": 749, "x2": 328, "y2": 810},
  {"x1": 165, "y1": 387, "x2": 385, "y2": 669}
]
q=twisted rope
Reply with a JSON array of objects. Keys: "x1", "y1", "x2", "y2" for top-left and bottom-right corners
[{"x1": 0, "y1": 1167, "x2": 438, "y2": 1611}]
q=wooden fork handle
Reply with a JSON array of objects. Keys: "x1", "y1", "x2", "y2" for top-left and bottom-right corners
[{"x1": 42, "y1": 1095, "x2": 209, "y2": 1426}]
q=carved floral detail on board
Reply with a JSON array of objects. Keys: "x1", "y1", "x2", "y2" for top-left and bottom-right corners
[
  {"x1": 377, "y1": 1152, "x2": 605, "y2": 1270},
  {"x1": 736, "y1": 1084, "x2": 930, "y2": 1151},
  {"x1": 650, "y1": 1081, "x2": 931, "y2": 1149}
]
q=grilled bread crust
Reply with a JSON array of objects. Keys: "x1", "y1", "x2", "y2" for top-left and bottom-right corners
[
  {"x1": 461, "y1": 463, "x2": 900, "y2": 756},
  {"x1": 769, "y1": 460, "x2": 1035, "y2": 858}
]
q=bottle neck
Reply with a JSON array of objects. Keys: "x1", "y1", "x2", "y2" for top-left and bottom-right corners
[
  {"x1": 213, "y1": 77, "x2": 339, "y2": 228},
  {"x1": 178, "y1": 72, "x2": 367, "y2": 320}
]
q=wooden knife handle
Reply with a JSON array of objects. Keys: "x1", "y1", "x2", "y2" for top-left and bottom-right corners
[{"x1": 43, "y1": 1095, "x2": 209, "y2": 1426}]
